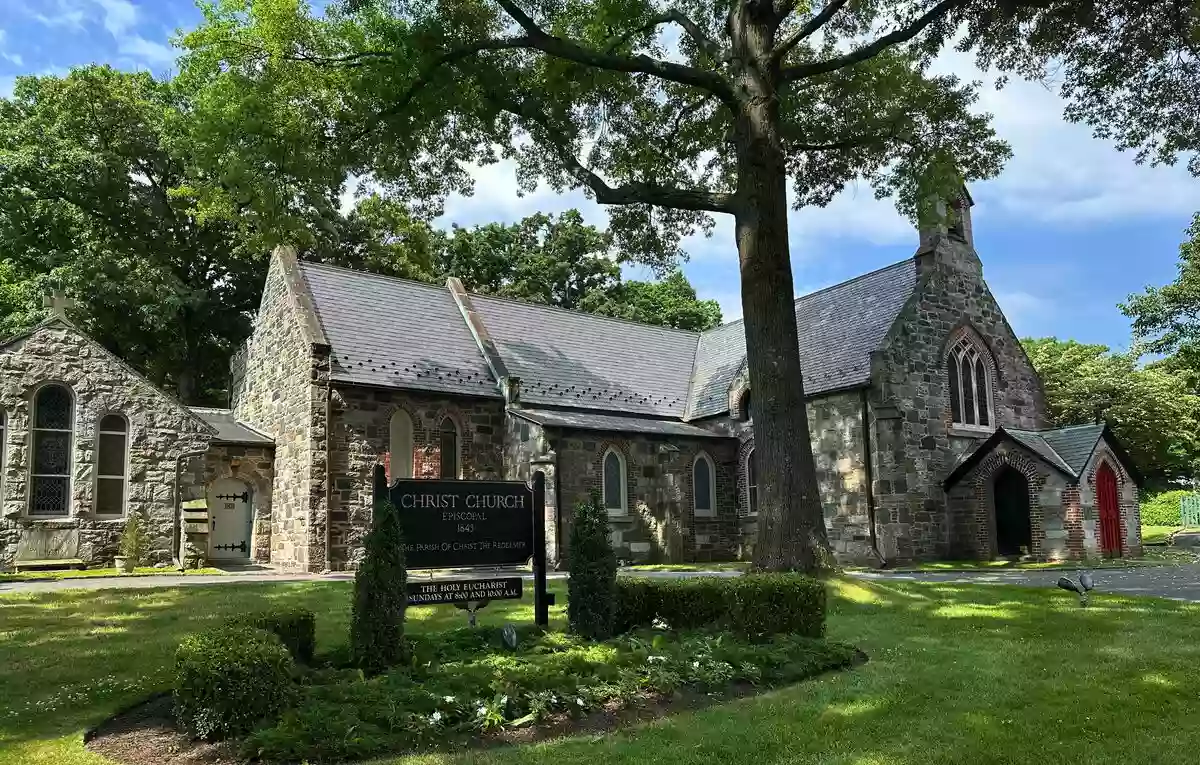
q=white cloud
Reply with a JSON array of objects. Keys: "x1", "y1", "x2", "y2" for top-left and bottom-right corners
[
  {"x1": 994, "y1": 290, "x2": 1053, "y2": 336},
  {"x1": 31, "y1": 2, "x2": 87, "y2": 30},
  {"x1": 92, "y1": 0, "x2": 137, "y2": 36},
  {"x1": 118, "y1": 35, "x2": 177, "y2": 67}
]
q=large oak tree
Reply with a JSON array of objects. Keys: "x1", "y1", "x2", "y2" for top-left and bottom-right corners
[{"x1": 179, "y1": 0, "x2": 1023, "y2": 571}]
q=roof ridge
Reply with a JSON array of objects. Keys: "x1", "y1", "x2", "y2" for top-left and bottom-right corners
[
  {"x1": 468, "y1": 290, "x2": 704, "y2": 337},
  {"x1": 299, "y1": 260, "x2": 450, "y2": 293}
]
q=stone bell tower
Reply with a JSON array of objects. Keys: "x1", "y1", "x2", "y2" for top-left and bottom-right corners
[{"x1": 916, "y1": 185, "x2": 981, "y2": 278}]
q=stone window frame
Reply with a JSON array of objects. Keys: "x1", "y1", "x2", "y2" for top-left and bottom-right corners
[
  {"x1": 743, "y1": 445, "x2": 759, "y2": 516},
  {"x1": 28, "y1": 382, "x2": 76, "y2": 518},
  {"x1": 945, "y1": 327, "x2": 996, "y2": 434},
  {"x1": 94, "y1": 413, "x2": 130, "y2": 518},
  {"x1": 438, "y1": 416, "x2": 460, "y2": 479},
  {"x1": 601, "y1": 445, "x2": 628, "y2": 517},
  {"x1": 692, "y1": 451, "x2": 716, "y2": 517},
  {"x1": 388, "y1": 409, "x2": 415, "y2": 480}
]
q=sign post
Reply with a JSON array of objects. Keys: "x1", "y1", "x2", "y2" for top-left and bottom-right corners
[{"x1": 532, "y1": 471, "x2": 550, "y2": 627}]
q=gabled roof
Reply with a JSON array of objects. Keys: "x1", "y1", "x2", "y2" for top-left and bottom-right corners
[
  {"x1": 190, "y1": 408, "x2": 274, "y2": 446},
  {"x1": 944, "y1": 423, "x2": 1143, "y2": 487},
  {"x1": 300, "y1": 262, "x2": 501, "y2": 398},
  {"x1": 293, "y1": 256, "x2": 919, "y2": 420},
  {"x1": 688, "y1": 259, "x2": 918, "y2": 419},
  {"x1": 469, "y1": 294, "x2": 699, "y2": 417}
]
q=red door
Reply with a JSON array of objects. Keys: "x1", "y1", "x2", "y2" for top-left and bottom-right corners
[{"x1": 1097, "y1": 463, "x2": 1123, "y2": 557}]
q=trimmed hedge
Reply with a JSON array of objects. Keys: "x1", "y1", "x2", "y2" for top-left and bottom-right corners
[
  {"x1": 231, "y1": 607, "x2": 316, "y2": 664},
  {"x1": 567, "y1": 491, "x2": 618, "y2": 639},
  {"x1": 615, "y1": 574, "x2": 825, "y2": 638},
  {"x1": 174, "y1": 624, "x2": 294, "y2": 740},
  {"x1": 1140, "y1": 490, "x2": 1194, "y2": 526}
]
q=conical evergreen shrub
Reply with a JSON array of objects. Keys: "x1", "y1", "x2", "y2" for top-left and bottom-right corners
[
  {"x1": 568, "y1": 490, "x2": 618, "y2": 640},
  {"x1": 350, "y1": 497, "x2": 408, "y2": 673}
]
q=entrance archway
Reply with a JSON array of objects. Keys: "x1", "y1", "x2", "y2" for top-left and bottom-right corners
[
  {"x1": 993, "y1": 467, "x2": 1032, "y2": 557},
  {"x1": 207, "y1": 479, "x2": 253, "y2": 560},
  {"x1": 1096, "y1": 462, "x2": 1123, "y2": 557}
]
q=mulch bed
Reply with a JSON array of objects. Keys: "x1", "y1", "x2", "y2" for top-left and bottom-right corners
[{"x1": 86, "y1": 649, "x2": 867, "y2": 765}]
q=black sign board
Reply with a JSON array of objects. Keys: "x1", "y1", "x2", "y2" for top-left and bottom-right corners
[
  {"x1": 407, "y1": 577, "x2": 523, "y2": 606},
  {"x1": 389, "y1": 479, "x2": 535, "y2": 569}
]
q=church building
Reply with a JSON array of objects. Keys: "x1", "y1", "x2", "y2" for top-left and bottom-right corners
[{"x1": 0, "y1": 194, "x2": 1143, "y2": 571}]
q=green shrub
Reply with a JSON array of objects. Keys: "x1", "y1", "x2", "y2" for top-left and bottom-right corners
[
  {"x1": 567, "y1": 491, "x2": 618, "y2": 640},
  {"x1": 351, "y1": 499, "x2": 408, "y2": 674},
  {"x1": 1141, "y1": 490, "x2": 1193, "y2": 526},
  {"x1": 174, "y1": 625, "x2": 294, "y2": 740},
  {"x1": 231, "y1": 607, "x2": 316, "y2": 664},
  {"x1": 615, "y1": 574, "x2": 825, "y2": 638},
  {"x1": 118, "y1": 511, "x2": 153, "y2": 565}
]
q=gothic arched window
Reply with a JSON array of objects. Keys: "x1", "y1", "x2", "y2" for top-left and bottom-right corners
[
  {"x1": 947, "y1": 334, "x2": 993, "y2": 429},
  {"x1": 388, "y1": 410, "x2": 414, "y2": 480},
  {"x1": 693, "y1": 452, "x2": 715, "y2": 516},
  {"x1": 439, "y1": 417, "x2": 459, "y2": 479},
  {"x1": 745, "y1": 448, "x2": 759, "y2": 515},
  {"x1": 30, "y1": 384, "x2": 73, "y2": 516},
  {"x1": 602, "y1": 447, "x2": 627, "y2": 515}
]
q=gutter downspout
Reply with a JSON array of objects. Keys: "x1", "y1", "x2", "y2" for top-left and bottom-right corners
[
  {"x1": 173, "y1": 448, "x2": 211, "y2": 570},
  {"x1": 860, "y1": 389, "x2": 885, "y2": 567}
]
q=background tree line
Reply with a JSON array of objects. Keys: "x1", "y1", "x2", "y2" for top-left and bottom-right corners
[{"x1": 0, "y1": 66, "x2": 719, "y2": 406}]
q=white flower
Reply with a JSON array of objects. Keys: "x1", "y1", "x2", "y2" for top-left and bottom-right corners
[
  {"x1": 430, "y1": 711, "x2": 443, "y2": 723},
  {"x1": 443, "y1": 695, "x2": 456, "y2": 704},
  {"x1": 477, "y1": 704, "x2": 487, "y2": 717},
  {"x1": 500, "y1": 695, "x2": 508, "y2": 705},
  {"x1": 576, "y1": 697, "x2": 585, "y2": 707},
  {"x1": 693, "y1": 661, "x2": 700, "y2": 669},
  {"x1": 647, "y1": 655, "x2": 666, "y2": 663}
]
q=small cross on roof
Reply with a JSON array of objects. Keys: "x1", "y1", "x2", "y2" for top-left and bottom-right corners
[{"x1": 42, "y1": 291, "x2": 76, "y2": 320}]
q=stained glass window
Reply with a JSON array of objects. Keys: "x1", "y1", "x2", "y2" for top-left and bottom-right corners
[
  {"x1": 947, "y1": 336, "x2": 993, "y2": 430},
  {"x1": 31, "y1": 385, "x2": 73, "y2": 516},
  {"x1": 694, "y1": 454, "x2": 714, "y2": 514},
  {"x1": 439, "y1": 418, "x2": 458, "y2": 479},
  {"x1": 96, "y1": 414, "x2": 128, "y2": 516},
  {"x1": 388, "y1": 411, "x2": 413, "y2": 480},
  {"x1": 603, "y1": 448, "x2": 625, "y2": 513}
]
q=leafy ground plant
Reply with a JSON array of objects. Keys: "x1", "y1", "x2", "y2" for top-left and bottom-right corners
[{"x1": 242, "y1": 626, "x2": 858, "y2": 763}]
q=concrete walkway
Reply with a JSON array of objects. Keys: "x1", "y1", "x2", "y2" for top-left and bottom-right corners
[
  {"x1": 852, "y1": 563, "x2": 1200, "y2": 602},
  {"x1": 0, "y1": 566, "x2": 741, "y2": 595}
]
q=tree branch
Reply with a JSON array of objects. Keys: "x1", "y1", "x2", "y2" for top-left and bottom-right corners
[
  {"x1": 600, "y1": 9, "x2": 724, "y2": 60},
  {"x1": 771, "y1": 0, "x2": 852, "y2": 65},
  {"x1": 781, "y1": 0, "x2": 967, "y2": 81},
  {"x1": 490, "y1": 91, "x2": 735, "y2": 213},
  {"x1": 492, "y1": 0, "x2": 734, "y2": 100}
]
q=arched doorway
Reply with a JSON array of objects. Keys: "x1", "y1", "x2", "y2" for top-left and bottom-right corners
[
  {"x1": 1096, "y1": 462, "x2": 1123, "y2": 557},
  {"x1": 993, "y1": 467, "x2": 1032, "y2": 557},
  {"x1": 207, "y1": 479, "x2": 253, "y2": 561}
]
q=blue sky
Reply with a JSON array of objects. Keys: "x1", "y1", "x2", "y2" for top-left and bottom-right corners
[{"x1": 2, "y1": 0, "x2": 1197, "y2": 350}]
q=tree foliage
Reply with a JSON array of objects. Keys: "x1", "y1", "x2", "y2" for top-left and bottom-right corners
[
  {"x1": 1022, "y1": 337, "x2": 1200, "y2": 480},
  {"x1": 178, "y1": 0, "x2": 1027, "y2": 572},
  {"x1": 1122, "y1": 214, "x2": 1200, "y2": 367}
]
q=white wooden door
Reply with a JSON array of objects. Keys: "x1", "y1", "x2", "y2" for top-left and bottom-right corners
[{"x1": 207, "y1": 479, "x2": 252, "y2": 560}]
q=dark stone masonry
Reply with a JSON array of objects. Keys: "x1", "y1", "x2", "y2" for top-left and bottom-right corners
[{"x1": 0, "y1": 191, "x2": 1143, "y2": 571}]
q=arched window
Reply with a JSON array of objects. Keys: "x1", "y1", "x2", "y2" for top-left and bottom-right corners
[
  {"x1": 947, "y1": 334, "x2": 993, "y2": 429},
  {"x1": 388, "y1": 410, "x2": 414, "y2": 480},
  {"x1": 602, "y1": 447, "x2": 627, "y2": 515},
  {"x1": 95, "y1": 414, "x2": 128, "y2": 516},
  {"x1": 745, "y1": 448, "x2": 758, "y2": 515},
  {"x1": 439, "y1": 417, "x2": 459, "y2": 479},
  {"x1": 30, "y1": 384, "x2": 73, "y2": 516},
  {"x1": 693, "y1": 452, "x2": 715, "y2": 516}
]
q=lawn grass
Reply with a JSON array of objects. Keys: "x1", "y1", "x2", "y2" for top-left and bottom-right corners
[
  {"x1": 3, "y1": 577, "x2": 1200, "y2": 765},
  {"x1": 884, "y1": 556, "x2": 1167, "y2": 572},
  {"x1": 623, "y1": 561, "x2": 748, "y2": 572},
  {"x1": 0, "y1": 567, "x2": 225, "y2": 583}
]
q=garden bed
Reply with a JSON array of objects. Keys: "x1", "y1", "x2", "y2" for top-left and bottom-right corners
[{"x1": 85, "y1": 626, "x2": 862, "y2": 765}]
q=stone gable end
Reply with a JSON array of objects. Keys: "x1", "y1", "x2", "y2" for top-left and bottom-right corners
[{"x1": 0, "y1": 321, "x2": 214, "y2": 567}]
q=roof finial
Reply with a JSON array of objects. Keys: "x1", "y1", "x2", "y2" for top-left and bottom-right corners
[{"x1": 42, "y1": 290, "x2": 76, "y2": 320}]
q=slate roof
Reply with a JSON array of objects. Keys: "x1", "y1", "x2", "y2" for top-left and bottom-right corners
[
  {"x1": 300, "y1": 262, "x2": 500, "y2": 398},
  {"x1": 467, "y1": 294, "x2": 699, "y2": 417},
  {"x1": 295, "y1": 257, "x2": 919, "y2": 420},
  {"x1": 190, "y1": 408, "x2": 274, "y2": 446},
  {"x1": 512, "y1": 407, "x2": 726, "y2": 439},
  {"x1": 945, "y1": 423, "x2": 1141, "y2": 487},
  {"x1": 687, "y1": 259, "x2": 918, "y2": 419}
]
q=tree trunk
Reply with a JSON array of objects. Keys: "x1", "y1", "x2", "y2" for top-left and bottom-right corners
[{"x1": 730, "y1": 3, "x2": 834, "y2": 574}]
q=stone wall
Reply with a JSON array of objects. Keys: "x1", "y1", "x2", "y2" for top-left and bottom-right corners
[
  {"x1": 726, "y1": 390, "x2": 874, "y2": 564},
  {"x1": 0, "y1": 321, "x2": 213, "y2": 569},
  {"x1": 552, "y1": 430, "x2": 739, "y2": 564},
  {"x1": 503, "y1": 413, "x2": 559, "y2": 562},
  {"x1": 327, "y1": 385, "x2": 506, "y2": 568},
  {"x1": 1080, "y1": 443, "x2": 1142, "y2": 558},
  {"x1": 871, "y1": 238, "x2": 1048, "y2": 561},
  {"x1": 231, "y1": 252, "x2": 328, "y2": 571}
]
